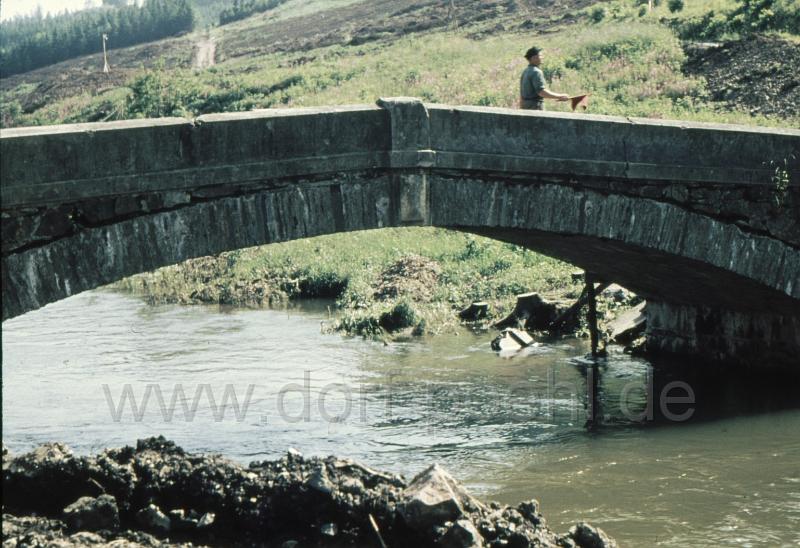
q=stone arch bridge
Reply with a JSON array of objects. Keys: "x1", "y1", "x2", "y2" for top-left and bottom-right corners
[{"x1": 2, "y1": 99, "x2": 799, "y2": 366}]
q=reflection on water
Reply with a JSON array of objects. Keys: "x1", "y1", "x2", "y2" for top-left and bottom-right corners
[{"x1": 3, "y1": 290, "x2": 800, "y2": 546}]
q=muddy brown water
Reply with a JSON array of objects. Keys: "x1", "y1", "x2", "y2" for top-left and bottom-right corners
[{"x1": 3, "y1": 290, "x2": 800, "y2": 546}]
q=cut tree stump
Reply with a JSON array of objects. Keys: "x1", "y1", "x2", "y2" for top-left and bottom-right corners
[
  {"x1": 494, "y1": 293, "x2": 558, "y2": 331},
  {"x1": 459, "y1": 301, "x2": 489, "y2": 321}
]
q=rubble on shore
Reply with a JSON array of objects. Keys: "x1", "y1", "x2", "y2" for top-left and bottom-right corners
[{"x1": 2, "y1": 438, "x2": 616, "y2": 548}]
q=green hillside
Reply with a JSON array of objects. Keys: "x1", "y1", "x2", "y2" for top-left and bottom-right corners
[{"x1": 1, "y1": 0, "x2": 798, "y2": 128}]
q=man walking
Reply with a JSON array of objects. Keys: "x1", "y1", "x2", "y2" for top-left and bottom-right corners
[{"x1": 519, "y1": 46, "x2": 569, "y2": 110}]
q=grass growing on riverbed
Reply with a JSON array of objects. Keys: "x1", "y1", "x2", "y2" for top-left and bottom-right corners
[{"x1": 116, "y1": 228, "x2": 583, "y2": 336}]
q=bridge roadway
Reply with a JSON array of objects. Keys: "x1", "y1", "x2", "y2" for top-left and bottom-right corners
[{"x1": 2, "y1": 98, "x2": 799, "y2": 365}]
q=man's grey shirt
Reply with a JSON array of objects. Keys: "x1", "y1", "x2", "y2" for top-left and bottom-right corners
[{"x1": 520, "y1": 65, "x2": 546, "y2": 106}]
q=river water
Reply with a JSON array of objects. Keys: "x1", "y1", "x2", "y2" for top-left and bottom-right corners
[{"x1": 3, "y1": 290, "x2": 800, "y2": 546}]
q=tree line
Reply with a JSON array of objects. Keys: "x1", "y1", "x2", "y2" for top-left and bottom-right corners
[{"x1": 0, "y1": 0, "x2": 196, "y2": 77}]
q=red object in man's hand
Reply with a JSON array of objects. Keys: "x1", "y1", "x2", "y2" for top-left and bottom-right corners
[{"x1": 570, "y1": 94, "x2": 589, "y2": 111}]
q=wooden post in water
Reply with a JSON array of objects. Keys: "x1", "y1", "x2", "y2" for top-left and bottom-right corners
[
  {"x1": 585, "y1": 273, "x2": 599, "y2": 357},
  {"x1": 584, "y1": 272, "x2": 601, "y2": 429},
  {"x1": 586, "y1": 361, "x2": 597, "y2": 428}
]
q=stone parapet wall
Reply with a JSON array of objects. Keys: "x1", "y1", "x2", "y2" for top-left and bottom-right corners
[
  {"x1": 4, "y1": 101, "x2": 798, "y2": 238},
  {"x1": 426, "y1": 105, "x2": 800, "y2": 184},
  {"x1": 0, "y1": 106, "x2": 389, "y2": 208}
]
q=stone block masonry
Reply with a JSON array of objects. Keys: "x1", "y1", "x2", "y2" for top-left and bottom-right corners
[{"x1": 2, "y1": 99, "x2": 799, "y2": 366}]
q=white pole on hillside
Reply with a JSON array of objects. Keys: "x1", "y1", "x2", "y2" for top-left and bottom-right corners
[
  {"x1": 102, "y1": 33, "x2": 110, "y2": 73},
  {"x1": 447, "y1": 0, "x2": 457, "y2": 29}
]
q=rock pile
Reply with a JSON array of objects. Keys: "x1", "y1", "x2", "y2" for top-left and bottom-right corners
[{"x1": 3, "y1": 438, "x2": 616, "y2": 547}]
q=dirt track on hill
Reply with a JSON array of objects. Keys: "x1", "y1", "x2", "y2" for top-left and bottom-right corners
[{"x1": 194, "y1": 33, "x2": 217, "y2": 69}]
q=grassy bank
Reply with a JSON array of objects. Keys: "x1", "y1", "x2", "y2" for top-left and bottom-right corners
[{"x1": 116, "y1": 228, "x2": 599, "y2": 337}]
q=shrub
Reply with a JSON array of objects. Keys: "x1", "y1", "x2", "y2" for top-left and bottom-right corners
[
  {"x1": 675, "y1": 10, "x2": 730, "y2": 40},
  {"x1": 125, "y1": 62, "x2": 194, "y2": 118},
  {"x1": 297, "y1": 270, "x2": 348, "y2": 298},
  {"x1": 676, "y1": 0, "x2": 800, "y2": 39},
  {"x1": 337, "y1": 313, "x2": 382, "y2": 337},
  {"x1": 458, "y1": 238, "x2": 486, "y2": 260},
  {"x1": 476, "y1": 93, "x2": 499, "y2": 106},
  {"x1": 590, "y1": 6, "x2": 607, "y2": 22},
  {"x1": 729, "y1": 0, "x2": 800, "y2": 34},
  {"x1": 379, "y1": 301, "x2": 418, "y2": 331},
  {"x1": 668, "y1": 0, "x2": 684, "y2": 13},
  {"x1": 0, "y1": 100, "x2": 23, "y2": 128}
]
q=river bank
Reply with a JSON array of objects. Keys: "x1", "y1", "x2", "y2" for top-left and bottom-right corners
[
  {"x1": 114, "y1": 228, "x2": 638, "y2": 341},
  {"x1": 2, "y1": 437, "x2": 616, "y2": 548}
]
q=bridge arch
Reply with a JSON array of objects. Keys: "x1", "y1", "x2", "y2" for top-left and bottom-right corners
[{"x1": 2, "y1": 99, "x2": 799, "y2": 364}]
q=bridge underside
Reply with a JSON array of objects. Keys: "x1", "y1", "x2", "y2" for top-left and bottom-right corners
[
  {"x1": 3, "y1": 171, "x2": 798, "y2": 367},
  {"x1": 470, "y1": 227, "x2": 800, "y2": 367},
  {"x1": 470, "y1": 227, "x2": 796, "y2": 316}
]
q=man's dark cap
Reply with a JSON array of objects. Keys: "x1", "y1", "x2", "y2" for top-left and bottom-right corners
[{"x1": 524, "y1": 47, "x2": 541, "y2": 59}]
